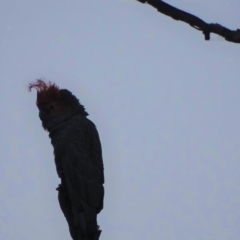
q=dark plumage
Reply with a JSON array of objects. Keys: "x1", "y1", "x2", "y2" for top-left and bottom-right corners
[{"x1": 29, "y1": 80, "x2": 104, "y2": 240}]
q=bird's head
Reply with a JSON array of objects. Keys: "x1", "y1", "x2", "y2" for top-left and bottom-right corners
[
  {"x1": 29, "y1": 79, "x2": 66, "y2": 119},
  {"x1": 29, "y1": 79, "x2": 88, "y2": 131}
]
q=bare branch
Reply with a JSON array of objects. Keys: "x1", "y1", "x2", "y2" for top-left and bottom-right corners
[{"x1": 137, "y1": 0, "x2": 240, "y2": 43}]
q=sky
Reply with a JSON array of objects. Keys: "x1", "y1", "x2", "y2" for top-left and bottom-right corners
[{"x1": 0, "y1": 1, "x2": 240, "y2": 239}]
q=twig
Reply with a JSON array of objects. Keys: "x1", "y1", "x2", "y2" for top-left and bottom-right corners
[{"x1": 137, "y1": 0, "x2": 240, "y2": 43}]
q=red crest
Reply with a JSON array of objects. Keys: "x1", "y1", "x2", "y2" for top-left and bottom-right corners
[{"x1": 28, "y1": 79, "x2": 60, "y2": 108}]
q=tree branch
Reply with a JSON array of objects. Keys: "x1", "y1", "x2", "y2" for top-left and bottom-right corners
[{"x1": 137, "y1": 0, "x2": 240, "y2": 43}]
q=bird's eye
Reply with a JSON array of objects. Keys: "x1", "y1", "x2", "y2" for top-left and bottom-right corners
[{"x1": 45, "y1": 104, "x2": 55, "y2": 114}]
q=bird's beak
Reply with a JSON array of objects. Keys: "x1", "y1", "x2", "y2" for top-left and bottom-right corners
[{"x1": 39, "y1": 110, "x2": 47, "y2": 121}]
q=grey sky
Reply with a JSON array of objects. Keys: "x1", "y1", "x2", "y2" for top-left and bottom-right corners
[{"x1": 1, "y1": 1, "x2": 240, "y2": 239}]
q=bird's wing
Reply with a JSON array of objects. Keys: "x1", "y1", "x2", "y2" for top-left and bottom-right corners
[{"x1": 61, "y1": 115, "x2": 104, "y2": 214}]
